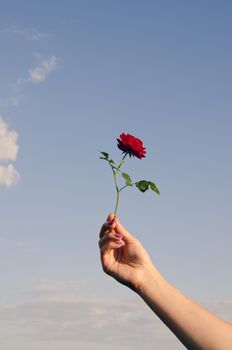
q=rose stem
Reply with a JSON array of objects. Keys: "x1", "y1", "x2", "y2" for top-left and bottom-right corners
[
  {"x1": 114, "y1": 190, "x2": 120, "y2": 217},
  {"x1": 113, "y1": 153, "x2": 128, "y2": 216}
]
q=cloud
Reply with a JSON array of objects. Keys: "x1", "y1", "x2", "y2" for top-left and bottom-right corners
[
  {"x1": 2, "y1": 278, "x2": 232, "y2": 349},
  {"x1": 0, "y1": 26, "x2": 56, "y2": 108},
  {"x1": 0, "y1": 117, "x2": 19, "y2": 161},
  {"x1": 0, "y1": 96, "x2": 21, "y2": 108},
  {"x1": 0, "y1": 297, "x2": 173, "y2": 347},
  {"x1": 1, "y1": 55, "x2": 59, "y2": 107},
  {"x1": 0, "y1": 164, "x2": 19, "y2": 187},
  {"x1": 0, "y1": 278, "x2": 175, "y2": 348},
  {"x1": 25, "y1": 278, "x2": 82, "y2": 298},
  {"x1": 2, "y1": 26, "x2": 49, "y2": 41},
  {"x1": 15, "y1": 55, "x2": 58, "y2": 88},
  {"x1": 28, "y1": 56, "x2": 58, "y2": 83},
  {"x1": 0, "y1": 117, "x2": 19, "y2": 187}
]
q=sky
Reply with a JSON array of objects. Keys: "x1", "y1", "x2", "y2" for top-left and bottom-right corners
[{"x1": 0, "y1": 0, "x2": 232, "y2": 349}]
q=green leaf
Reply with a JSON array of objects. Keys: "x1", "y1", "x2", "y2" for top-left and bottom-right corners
[
  {"x1": 109, "y1": 159, "x2": 115, "y2": 165},
  {"x1": 100, "y1": 151, "x2": 109, "y2": 158},
  {"x1": 136, "y1": 180, "x2": 149, "y2": 193},
  {"x1": 100, "y1": 157, "x2": 109, "y2": 161},
  {"x1": 122, "y1": 172, "x2": 133, "y2": 186},
  {"x1": 149, "y1": 181, "x2": 160, "y2": 195}
]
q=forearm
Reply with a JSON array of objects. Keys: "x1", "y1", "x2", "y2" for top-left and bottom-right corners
[{"x1": 136, "y1": 266, "x2": 232, "y2": 350}]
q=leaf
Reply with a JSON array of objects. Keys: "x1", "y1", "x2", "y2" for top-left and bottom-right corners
[
  {"x1": 122, "y1": 172, "x2": 133, "y2": 186},
  {"x1": 99, "y1": 157, "x2": 109, "y2": 161},
  {"x1": 149, "y1": 181, "x2": 160, "y2": 195},
  {"x1": 100, "y1": 151, "x2": 109, "y2": 159},
  {"x1": 136, "y1": 180, "x2": 149, "y2": 193},
  {"x1": 109, "y1": 159, "x2": 115, "y2": 165}
]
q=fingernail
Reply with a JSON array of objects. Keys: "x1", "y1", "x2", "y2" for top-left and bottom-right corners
[
  {"x1": 106, "y1": 220, "x2": 114, "y2": 225},
  {"x1": 115, "y1": 233, "x2": 123, "y2": 238},
  {"x1": 115, "y1": 241, "x2": 123, "y2": 245}
]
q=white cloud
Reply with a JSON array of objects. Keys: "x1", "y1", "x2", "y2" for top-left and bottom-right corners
[
  {"x1": 28, "y1": 56, "x2": 58, "y2": 83},
  {"x1": 2, "y1": 26, "x2": 49, "y2": 41},
  {"x1": 0, "y1": 117, "x2": 19, "y2": 161},
  {"x1": 0, "y1": 164, "x2": 19, "y2": 187},
  {"x1": 1, "y1": 55, "x2": 58, "y2": 108},
  {"x1": 0, "y1": 296, "x2": 174, "y2": 347},
  {"x1": 0, "y1": 278, "x2": 176, "y2": 349},
  {"x1": 25, "y1": 278, "x2": 82, "y2": 297},
  {"x1": 0, "y1": 117, "x2": 19, "y2": 187},
  {"x1": 2, "y1": 278, "x2": 232, "y2": 349}
]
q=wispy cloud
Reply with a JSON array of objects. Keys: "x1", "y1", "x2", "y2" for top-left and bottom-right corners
[
  {"x1": 0, "y1": 96, "x2": 21, "y2": 108},
  {"x1": 16, "y1": 55, "x2": 58, "y2": 89},
  {"x1": 0, "y1": 278, "x2": 174, "y2": 348},
  {"x1": 2, "y1": 26, "x2": 49, "y2": 41},
  {"x1": 1, "y1": 278, "x2": 232, "y2": 349},
  {"x1": 0, "y1": 297, "x2": 173, "y2": 347},
  {"x1": 0, "y1": 25, "x2": 56, "y2": 108},
  {"x1": 0, "y1": 117, "x2": 19, "y2": 187},
  {"x1": 25, "y1": 278, "x2": 82, "y2": 298},
  {"x1": 28, "y1": 56, "x2": 58, "y2": 83},
  {"x1": 0, "y1": 55, "x2": 59, "y2": 108}
]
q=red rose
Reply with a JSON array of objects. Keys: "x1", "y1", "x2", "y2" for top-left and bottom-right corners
[{"x1": 117, "y1": 133, "x2": 146, "y2": 159}]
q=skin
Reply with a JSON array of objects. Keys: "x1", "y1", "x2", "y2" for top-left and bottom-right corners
[{"x1": 99, "y1": 213, "x2": 232, "y2": 350}]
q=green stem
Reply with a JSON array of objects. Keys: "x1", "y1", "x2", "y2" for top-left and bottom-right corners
[
  {"x1": 114, "y1": 190, "x2": 120, "y2": 216},
  {"x1": 115, "y1": 153, "x2": 127, "y2": 175},
  {"x1": 119, "y1": 184, "x2": 129, "y2": 192},
  {"x1": 113, "y1": 169, "x2": 119, "y2": 193},
  {"x1": 113, "y1": 153, "x2": 128, "y2": 216}
]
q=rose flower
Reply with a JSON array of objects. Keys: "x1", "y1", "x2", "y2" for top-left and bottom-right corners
[{"x1": 117, "y1": 133, "x2": 146, "y2": 159}]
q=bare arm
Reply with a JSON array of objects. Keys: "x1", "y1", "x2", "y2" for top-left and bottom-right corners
[
  {"x1": 138, "y1": 265, "x2": 232, "y2": 350},
  {"x1": 99, "y1": 214, "x2": 232, "y2": 350}
]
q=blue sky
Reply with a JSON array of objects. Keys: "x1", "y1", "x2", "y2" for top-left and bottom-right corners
[{"x1": 0, "y1": 1, "x2": 232, "y2": 349}]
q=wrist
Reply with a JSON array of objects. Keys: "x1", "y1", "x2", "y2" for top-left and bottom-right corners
[{"x1": 135, "y1": 263, "x2": 164, "y2": 296}]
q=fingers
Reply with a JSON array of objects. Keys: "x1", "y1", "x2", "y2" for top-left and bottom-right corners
[
  {"x1": 99, "y1": 213, "x2": 125, "y2": 253},
  {"x1": 99, "y1": 231, "x2": 125, "y2": 253},
  {"x1": 99, "y1": 215, "x2": 116, "y2": 239},
  {"x1": 106, "y1": 212, "x2": 115, "y2": 222},
  {"x1": 99, "y1": 213, "x2": 135, "y2": 243},
  {"x1": 113, "y1": 216, "x2": 134, "y2": 243},
  {"x1": 99, "y1": 212, "x2": 116, "y2": 239},
  {"x1": 98, "y1": 214, "x2": 124, "y2": 257},
  {"x1": 99, "y1": 213, "x2": 135, "y2": 252}
]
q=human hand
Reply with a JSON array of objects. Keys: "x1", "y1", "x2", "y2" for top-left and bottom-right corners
[{"x1": 99, "y1": 213, "x2": 155, "y2": 291}]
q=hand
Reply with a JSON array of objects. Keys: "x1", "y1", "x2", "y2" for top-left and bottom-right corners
[
  {"x1": 99, "y1": 213, "x2": 154, "y2": 291},
  {"x1": 99, "y1": 215, "x2": 232, "y2": 350}
]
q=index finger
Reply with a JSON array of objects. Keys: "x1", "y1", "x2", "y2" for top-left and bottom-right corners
[{"x1": 99, "y1": 213, "x2": 116, "y2": 238}]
